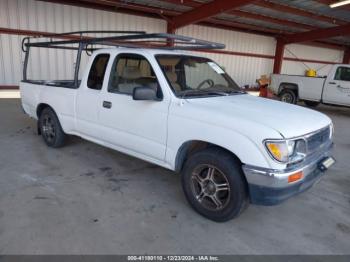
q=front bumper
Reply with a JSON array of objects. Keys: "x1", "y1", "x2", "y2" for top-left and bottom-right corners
[{"x1": 242, "y1": 143, "x2": 334, "y2": 205}]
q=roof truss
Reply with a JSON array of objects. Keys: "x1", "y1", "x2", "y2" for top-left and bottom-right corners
[{"x1": 35, "y1": 0, "x2": 350, "y2": 49}]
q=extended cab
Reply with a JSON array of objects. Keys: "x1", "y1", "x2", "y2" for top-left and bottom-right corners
[
  {"x1": 20, "y1": 32, "x2": 335, "y2": 221},
  {"x1": 270, "y1": 64, "x2": 350, "y2": 107}
]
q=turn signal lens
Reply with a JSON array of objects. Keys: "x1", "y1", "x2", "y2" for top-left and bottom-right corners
[
  {"x1": 267, "y1": 143, "x2": 282, "y2": 159},
  {"x1": 288, "y1": 171, "x2": 303, "y2": 183},
  {"x1": 265, "y1": 139, "x2": 307, "y2": 164},
  {"x1": 265, "y1": 141, "x2": 289, "y2": 162}
]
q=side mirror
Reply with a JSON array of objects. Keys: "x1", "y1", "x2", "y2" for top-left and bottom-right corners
[{"x1": 133, "y1": 86, "x2": 158, "y2": 101}]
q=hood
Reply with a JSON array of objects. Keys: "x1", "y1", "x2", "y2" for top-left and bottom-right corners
[{"x1": 185, "y1": 94, "x2": 331, "y2": 138}]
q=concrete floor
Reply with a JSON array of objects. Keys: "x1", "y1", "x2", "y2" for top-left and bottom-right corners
[{"x1": 0, "y1": 98, "x2": 349, "y2": 255}]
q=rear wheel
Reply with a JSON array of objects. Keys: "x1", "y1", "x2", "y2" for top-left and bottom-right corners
[
  {"x1": 39, "y1": 107, "x2": 66, "y2": 148},
  {"x1": 181, "y1": 148, "x2": 249, "y2": 222},
  {"x1": 304, "y1": 100, "x2": 319, "y2": 107},
  {"x1": 279, "y1": 89, "x2": 297, "y2": 104}
]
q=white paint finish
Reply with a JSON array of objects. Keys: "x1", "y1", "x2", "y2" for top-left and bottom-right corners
[
  {"x1": 20, "y1": 47, "x2": 333, "y2": 172},
  {"x1": 322, "y1": 65, "x2": 350, "y2": 106},
  {"x1": 270, "y1": 64, "x2": 350, "y2": 106}
]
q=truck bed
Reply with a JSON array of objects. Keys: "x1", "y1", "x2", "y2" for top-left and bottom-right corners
[
  {"x1": 270, "y1": 74, "x2": 326, "y2": 102},
  {"x1": 20, "y1": 81, "x2": 77, "y2": 133}
]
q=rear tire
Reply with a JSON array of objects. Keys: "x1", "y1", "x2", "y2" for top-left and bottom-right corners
[
  {"x1": 304, "y1": 100, "x2": 319, "y2": 107},
  {"x1": 279, "y1": 89, "x2": 297, "y2": 104},
  {"x1": 181, "y1": 148, "x2": 249, "y2": 222},
  {"x1": 39, "y1": 107, "x2": 66, "y2": 148}
]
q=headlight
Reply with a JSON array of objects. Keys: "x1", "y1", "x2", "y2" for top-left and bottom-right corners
[{"x1": 265, "y1": 139, "x2": 307, "y2": 164}]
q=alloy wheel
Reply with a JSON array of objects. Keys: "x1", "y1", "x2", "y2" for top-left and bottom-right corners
[
  {"x1": 42, "y1": 114, "x2": 56, "y2": 143},
  {"x1": 190, "y1": 164, "x2": 231, "y2": 211}
]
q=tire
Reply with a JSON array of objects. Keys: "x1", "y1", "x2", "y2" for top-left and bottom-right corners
[
  {"x1": 39, "y1": 107, "x2": 66, "y2": 148},
  {"x1": 279, "y1": 89, "x2": 297, "y2": 104},
  {"x1": 304, "y1": 100, "x2": 319, "y2": 107},
  {"x1": 181, "y1": 148, "x2": 249, "y2": 222}
]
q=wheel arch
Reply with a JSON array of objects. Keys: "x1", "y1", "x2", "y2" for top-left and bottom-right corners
[
  {"x1": 36, "y1": 103, "x2": 61, "y2": 135},
  {"x1": 36, "y1": 103, "x2": 55, "y2": 118},
  {"x1": 174, "y1": 140, "x2": 243, "y2": 173},
  {"x1": 278, "y1": 82, "x2": 299, "y2": 96}
]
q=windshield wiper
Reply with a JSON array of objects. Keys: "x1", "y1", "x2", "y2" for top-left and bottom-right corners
[
  {"x1": 225, "y1": 90, "x2": 246, "y2": 95},
  {"x1": 179, "y1": 89, "x2": 229, "y2": 99}
]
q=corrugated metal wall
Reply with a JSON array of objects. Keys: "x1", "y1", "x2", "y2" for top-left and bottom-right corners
[
  {"x1": 0, "y1": 0, "x2": 167, "y2": 85},
  {"x1": 178, "y1": 25, "x2": 344, "y2": 86},
  {"x1": 283, "y1": 44, "x2": 343, "y2": 76},
  {"x1": 0, "y1": 0, "x2": 345, "y2": 87}
]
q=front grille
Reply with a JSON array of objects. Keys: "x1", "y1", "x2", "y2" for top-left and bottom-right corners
[{"x1": 307, "y1": 126, "x2": 331, "y2": 153}]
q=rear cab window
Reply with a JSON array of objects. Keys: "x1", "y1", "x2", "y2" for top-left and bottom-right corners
[
  {"x1": 87, "y1": 54, "x2": 110, "y2": 90},
  {"x1": 334, "y1": 66, "x2": 350, "y2": 82}
]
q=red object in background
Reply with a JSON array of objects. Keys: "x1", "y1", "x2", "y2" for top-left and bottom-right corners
[
  {"x1": 259, "y1": 84, "x2": 268, "y2": 97},
  {"x1": 259, "y1": 84, "x2": 277, "y2": 99}
]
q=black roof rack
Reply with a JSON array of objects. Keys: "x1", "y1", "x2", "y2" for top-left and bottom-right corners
[
  {"x1": 22, "y1": 30, "x2": 225, "y2": 87},
  {"x1": 22, "y1": 30, "x2": 225, "y2": 51}
]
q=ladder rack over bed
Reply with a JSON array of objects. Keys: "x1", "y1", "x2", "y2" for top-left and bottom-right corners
[{"x1": 21, "y1": 30, "x2": 226, "y2": 87}]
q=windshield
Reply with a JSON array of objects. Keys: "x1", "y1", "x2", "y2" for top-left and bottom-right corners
[{"x1": 156, "y1": 55, "x2": 243, "y2": 98}]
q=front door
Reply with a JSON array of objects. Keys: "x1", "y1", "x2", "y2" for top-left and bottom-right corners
[
  {"x1": 99, "y1": 53, "x2": 169, "y2": 161},
  {"x1": 323, "y1": 66, "x2": 350, "y2": 106}
]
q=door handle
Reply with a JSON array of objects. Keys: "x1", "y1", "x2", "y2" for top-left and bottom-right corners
[
  {"x1": 329, "y1": 82, "x2": 336, "y2": 85},
  {"x1": 103, "y1": 101, "x2": 112, "y2": 109}
]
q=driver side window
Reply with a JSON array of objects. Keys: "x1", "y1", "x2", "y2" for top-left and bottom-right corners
[
  {"x1": 108, "y1": 53, "x2": 162, "y2": 98},
  {"x1": 184, "y1": 61, "x2": 227, "y2": 89}
]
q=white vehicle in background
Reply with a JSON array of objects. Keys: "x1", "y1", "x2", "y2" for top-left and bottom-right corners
[
  {"x1": 20, "y1": 31, "x2": 335, "y2": 222},
  {"x1": 270, "y1": 64, "x2": 350, "y2": 107}
]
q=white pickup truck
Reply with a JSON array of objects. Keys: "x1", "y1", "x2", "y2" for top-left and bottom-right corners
[
  {"x1": 20, "y1": 32, "x2": 335, "y2": 221},
  {"x1": 270, "y1": 64, "x2": 350, "y2": 107}
]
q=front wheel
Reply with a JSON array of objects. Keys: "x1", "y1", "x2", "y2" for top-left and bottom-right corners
[
  {"x1": 39, "y1": 107, "x2": 66, "y2": 148},
  {"x1": 181, "y1": 148, "x2": 249, "y2": 222},
  {"x1": 279, "y1": 89, "x2": 297, "y2": 104}
]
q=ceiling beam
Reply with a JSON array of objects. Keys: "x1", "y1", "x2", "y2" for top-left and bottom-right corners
[
  {"x1": 162, "y1": 0, "x2": 317, "y2": 31},
  {"x1": 255, "y1": 0, "x2": 347, "y2": 25},
  {"x1": 36, "y1": 0, "x2": 347, "y2": 50},
  {"x1": 284, "y1": 23, "x2": 350, "y2": 43},
  {"x1": 79, "y1": 0, "x2": 179, "y2": 16},
  {"x1": 203, "y1": 18, "x2": 287, "y2": 35},
  {"x1": 171, "y1": 0, "x2": 256, "y2": 29},
  {"x1": 38, "y1": 0, "x2": 179, "y2": 18},
  {"x1": 159, "y1": 0, "x2": 199, "y2": 8},
  {"x1": 228, "y1": 10, "x2": 316, "y2": 31}
]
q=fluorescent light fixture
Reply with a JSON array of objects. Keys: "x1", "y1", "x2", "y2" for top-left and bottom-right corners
[{"x1": 330, "y1": 0, "x2": 350, "y2": 8}]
